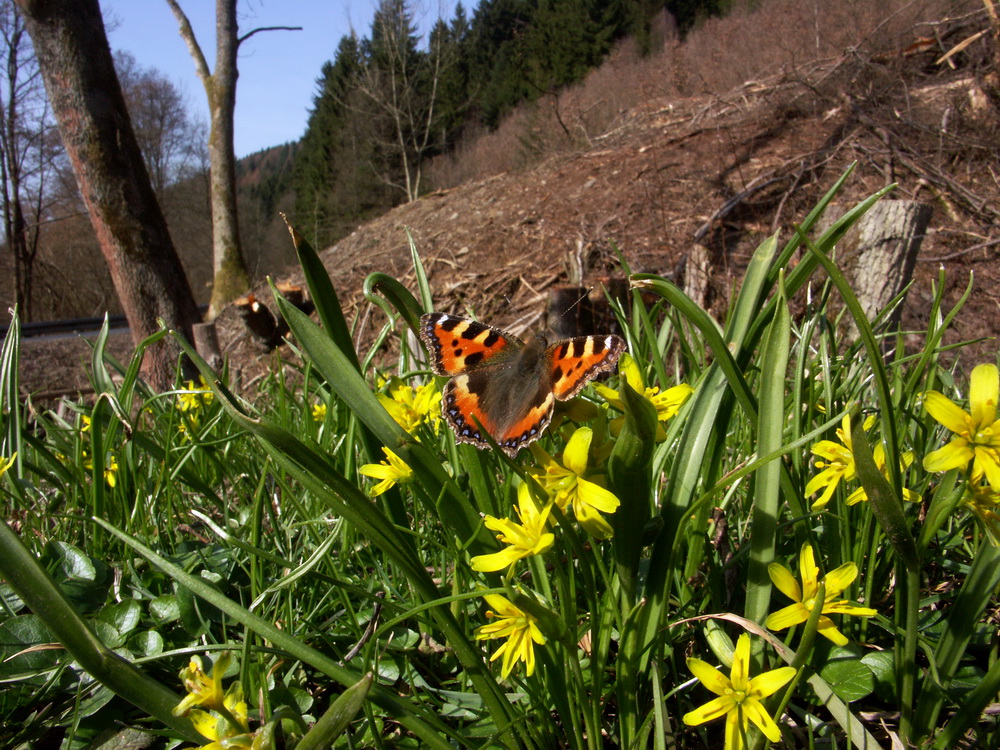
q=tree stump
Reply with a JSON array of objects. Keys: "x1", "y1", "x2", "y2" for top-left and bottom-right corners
[
  {"x1": 682, "y1": 243, "x2": 712, "y2": 309},
  {"x1": 847, "y1": 200, "x2": 932, "y2": 328}
]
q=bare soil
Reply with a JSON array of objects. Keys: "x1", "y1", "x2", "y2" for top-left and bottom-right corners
[{"x1": 18, "y1": 56, "x2": 1000, "y2": 399}]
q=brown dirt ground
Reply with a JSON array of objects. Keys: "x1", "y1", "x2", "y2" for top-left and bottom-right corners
[{"x1": 18, "y1": 57, "x2": 1000, "y2": 400}]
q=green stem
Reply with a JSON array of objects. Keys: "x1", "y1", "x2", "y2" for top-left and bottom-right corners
[{"x1": 899, "y1": 568, "x2": 921, "y2": 743}]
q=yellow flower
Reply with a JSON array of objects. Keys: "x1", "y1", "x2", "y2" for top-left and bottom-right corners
[
  {"x1": 683, "y1": 633, "x2": 795, "y2": 749},
  {"x1": 188, "y1": 683, "x2": 250, "y2": 748},
  {"x1": 81, "y1": 415, "x2": 92, "y2": 433},
  {"x1": 805, "y1": 414, "x2": 913, "y2": 510},
  {"x1": 766, "y1": 543, "x2": 877, "y2": 646},
  {"x1": 378, "y1": 378, "x2": 441, "y2": 434},
  {"x1": 844, "y1": 443, "x2": 920, "y2": 506},
  {"x1": 963, "y1": 481, "x2": 1000, "y2": 547},
  {"x1": 471, "y1": 482, "x2": 555, "y2": 572},
  {"x1": 177, "y1": 377, "x2": 214, "y2": 414},
  {"x1": 0, "y1": 453, "x2": 15, "y2": 478},
  {"x1": 358, "y1": 447, "x2": 413, "y2": 497},
  {"x1": 104, "y1": 455, "x2": 119, "y2": 488},
  {"x1": 475, "y1": 593, "x2": 546, "y2": 679},
  {"x1": 82, "y1": 452, "x2": 119, "y2": 488},
  {"x1": 923, "y1": 364, "x2": 1000, "y2": 489},
  {"x1": 595, "y1": 352, "x2": 693, "y2": 440},
  {"x1": 173, "y1": 653, "x2": 232, "y2": 717},
  {"x1": 530, "y1": 426, "x2": 620, "y2": 539},
  {"x1": 311, "y1": 402, "x2": 328, "y2": 422}
]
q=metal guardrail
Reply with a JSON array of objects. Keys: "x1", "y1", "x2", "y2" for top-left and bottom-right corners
[
  {"x1": 0, "y1": 305, "x2": 209, "y2": 340},
  {"x1": 0, "y1": 313, "x2": 129, "y2": 339}
]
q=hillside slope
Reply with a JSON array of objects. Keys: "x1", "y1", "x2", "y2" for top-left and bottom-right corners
[{"x1": 217, "y1": 50, "x2": 998, "y2": 380}]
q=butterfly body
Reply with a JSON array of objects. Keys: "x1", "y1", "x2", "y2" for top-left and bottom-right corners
[{"x1": 420, "y1": 312, "x2": 625, "y2": 456}]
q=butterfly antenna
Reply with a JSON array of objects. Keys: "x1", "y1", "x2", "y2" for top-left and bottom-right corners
[{"x1": 544, "y1": 285, "x2": 595, "y2": 336}]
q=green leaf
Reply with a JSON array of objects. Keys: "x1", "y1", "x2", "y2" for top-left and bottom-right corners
[
  {"x1": 0, "y1": 615, "x2": 59, "y2": 677},
  {"x1": 149, "y1": 594, "x2": 180, "y2": 625},
  {"x1": 126, "y1": 630, "x2": 165, "y2": 658},
  {"x1": 92, "y1": 620, "x2": 123, "y2": 649},
  {"x1": 861, "y1": 650, "x2": 897, "y2": 703},
  {"x1": 99, "y1": 599, "x2": 141, "y2": 636},
  {"x1": 818, "y1": 657, "x2": 875, "y2": 703},
  {"x1": 45, "y1": 540, "x2": 96, "y2": 582}
]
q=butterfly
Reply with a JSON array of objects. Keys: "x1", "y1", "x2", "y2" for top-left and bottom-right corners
[{"x1": 419, "y1": 312, "x2": 626, "y2": 456}]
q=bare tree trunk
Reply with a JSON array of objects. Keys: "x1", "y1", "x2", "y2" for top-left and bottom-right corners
[
  {"x1": 849, "y1": 199, "x2": 932, "y2": 328},
  {"x1": 166, "y1": 0, "x2": 252, "y2": 320},
  {"x1": 15, "y1": 0, "x2": 201, "y2": 389}
]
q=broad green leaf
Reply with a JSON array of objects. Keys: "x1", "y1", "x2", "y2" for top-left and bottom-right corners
[
  {"x1": 819, "y1": 658, "x2": 875, "y2": 703},
  {"x1": 99, "y1": 599, "x2": 141, "y2": 636}
]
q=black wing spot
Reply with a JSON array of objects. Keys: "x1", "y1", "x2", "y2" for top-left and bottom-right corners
[{"x1": 465, "y1": 351, "x2": 484, "y2": 368}]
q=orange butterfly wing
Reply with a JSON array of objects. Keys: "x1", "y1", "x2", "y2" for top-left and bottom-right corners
[{"x1": 419, "y1": 312, "x2": 625, "y2": 456}]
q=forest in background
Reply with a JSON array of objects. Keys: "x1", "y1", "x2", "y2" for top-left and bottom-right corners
[
  {"x1": 0, "y1": 0, "x2": 718, "y2": 322},
  {"x1": 2, "y1": 0, "x2": 993, "y2": 323}
]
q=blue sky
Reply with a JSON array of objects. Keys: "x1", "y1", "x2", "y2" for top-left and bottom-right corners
[{"x1": 103, "y1": 1, "x2": 459, "y2": 158}]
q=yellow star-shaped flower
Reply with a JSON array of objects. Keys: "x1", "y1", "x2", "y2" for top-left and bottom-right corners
[
  {"x1": 471, "y1": 482, "x2": 555, "y2": 572},
  {"x1": 359, "y1": 447, "x2": 413, "y2": 497},
  {"x1": 683, "y1": 633, "x2": 796, "y2": 749},
  {"x1": 529, "y1": 426, "x2": 620, "y2": 539},
  {"x1": 963, "y1": 480, "x2": 1000, "y2": 547},
  {"x1": 377, "y1": 377, "x2": 441, "y2": 435},
  {"x1": 475, "y1": 593, "x2": 546, "y2": 679},
  {"x1": 923, "y1": 363, "x2": 1000, "y2": 489},
  {"x1": 766, "y1": 543, "x2": 877, "y2": 646},
  {"x1": 173, "y1": 653, "x2": 231, "y2": 717},
  {"x1": 595, "y1": 352, "x2": 692, "y2": 440},
  {"x1": 188, "y1": 682, "x2": 250, "y2": 749}
]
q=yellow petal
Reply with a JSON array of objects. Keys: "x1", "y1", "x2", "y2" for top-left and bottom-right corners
[
  {"x1": 358, "y1": 464, "x2": 395, "y2": 480},
  {"x1": 620, "y1": 352, "x2": 645, "y2": 392},
  {"x1": 767, "y1": 563, "x2": 801, "y2": 602},
  {"x1": 844, "y1": 486, "x2": 868, "y2": 506},
  {"x1": 923, "y1": 391, "x2": 972, "y2": 435},
  {"x1": 816, "y1": 617, "x2": 849, "y2": 646},
  {"x1": 748, "y1": 666, "x2": 796, "y2": 699},
  {"x1": 574, "y1": 500, "x2": 615, "y2": 539},
  {"x1": 822, "y1": 562, "x2": 858, "y2": 598},
  {"x1": 725, "y1": 709, "x2": 746, "y2": 750},
  {"x1": 576, "y1": 477, "x2": 620, "y2": 514},
  {"x1": 765, "y1": 603, "x2": 809, "y2": 632},
  {"x1": 189, "y1": 709, "x2": 221, "y2": 740},
  {"x1": 970, "y1": 364, "x2": 999, "y2": 428},
  {"x1": 923, "y1": 439, "x2": 975, "y2": 472},
  {"x1": 742, "y1": 696, "x2": 785, "y2": 742},
  {"x1": 798, "y1": 544, "x2": 820, "y2": 598},
  {"x1": 824, "y1": 600, "x2": 877, "y2": 617},
  {"x1": 682, "y1": 695, "x2": 735, "y2": 726},
  {"x1": 974, "y1": 446, "x2": 1000, "y2": 490},
  {"x1": 687, "y1": 657, "x2": 732, "y2": 696},
  {"x1": 730, "y1": 633, "x2": 751, "y2": 689},
  {"x1": 563, "y1": 427, "x2": 593, "y2": 476},
  {"x1": 470, "y1": 548, "x2": 522, "y2": 572}
]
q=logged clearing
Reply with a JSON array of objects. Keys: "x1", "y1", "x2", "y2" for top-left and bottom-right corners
[{"x1": 22, "y1": 38, "x2": 1000, "y2": 396}]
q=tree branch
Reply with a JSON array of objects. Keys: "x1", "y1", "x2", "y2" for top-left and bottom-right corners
[
  {"x1": 164, "y1": 0, "x2": 212, "y2": 86},
  {"x1": 237, "y1": 25, "x2": 302, "y2": 47}
]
